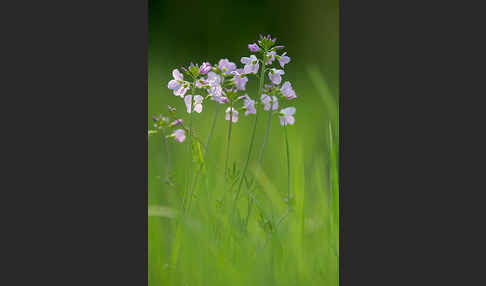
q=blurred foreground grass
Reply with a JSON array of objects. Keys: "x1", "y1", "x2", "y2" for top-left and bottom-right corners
[{"x1": 148, "y1": 66, "x2": 338, "y2": 286}]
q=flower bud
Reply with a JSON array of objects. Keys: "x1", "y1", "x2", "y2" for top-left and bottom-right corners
[
  {"x1": 189, "y1": 64, "x2": 200, "y2": 77},
  {"x1": 199, "y1": 62, "x2": 211, "y2": 74},
  {"x1": 170, "y1": 119, "x2": 183, "y2": 126},
  {"x1": 248, "y1": 43, "x2": 260, "y2": 52}
]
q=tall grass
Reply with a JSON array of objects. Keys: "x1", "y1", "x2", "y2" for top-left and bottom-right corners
[{"x1": 149, "y1": 66, "x2": 339, "y2": 286}]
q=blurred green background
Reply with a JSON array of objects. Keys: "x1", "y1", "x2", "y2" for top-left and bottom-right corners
[{"x1": 149, "y1": 0, "x2": 339, "y2": 285}]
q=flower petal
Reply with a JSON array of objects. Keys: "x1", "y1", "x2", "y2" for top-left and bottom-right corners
[
  {"x1": 194, "y1": 103, "x2": 203, "y2": 113},
  {"x1": 281, "y1": 106, "x2": 296, "y2": 116},
  {"x1": 172, "y1": 69, "x2": 183, "y2": 81},
  {"x1": 168, "y1": 79, "x2": 179, "y2": 89}
]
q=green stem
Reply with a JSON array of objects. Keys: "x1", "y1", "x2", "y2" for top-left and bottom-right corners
[
  {"x1": 258, "y1": 110, "x2": 273, "y2": 165},
  {"x1": 285, "y1": 124, "x2": 290, "y2": 209},
  {"x1": 186, "y1": 103, "x2": 220, "y2": 212},
  {"x1": 205, "y1": 103, "x2": 220, "y2": 150},
  {"x1": 244, "y1": 111, "x2": 271, "y2": 226},
  {"x1": 224, "y1": 98, "x2": 233, "y2": 177},
  {"x1": 182, "y1": 84, "x2": 195, "y2": 212},
  {"x1": 232, "y1": 57, "x2": 266, "y2": 221},
  {"x1": 161, "y1": 128, "x2": 171, "y2": 177}
]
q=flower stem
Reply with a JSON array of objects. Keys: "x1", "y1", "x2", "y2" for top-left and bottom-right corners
[
  {"x1": 186, "y1": 103, "x2": 220, "y2": 212},
  {"x1": 284, "y1": 124, "x2": 290, "y2": 209},
  {"x1": 182, "y1": 85, "x2": 195, "y2": 212},
  {"x1": 205, "y1": 103, "x2": 220, "y2": 150},
  {"x1": 258, "y1": 110, "x2": 273, "y2": 165},
  {"x1": 161, "y1": 128, "x2": 171, "y2": 177},
  {"x1": 224, "y1": 98, "x2": 233, "y2": 177},
  {"x1": 232, "y1": 57, "x2": 266, "y2": 221}
]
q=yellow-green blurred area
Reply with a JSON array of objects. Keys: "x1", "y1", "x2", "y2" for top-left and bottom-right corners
[{"x1": 149, "y1": 0, "x2": 338, "y2": 285}]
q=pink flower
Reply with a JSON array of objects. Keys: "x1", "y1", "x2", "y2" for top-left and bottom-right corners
[
  {"x1": 199, "y1": 62, "x2": 211, "y2": 74},
  {"x1": 170, "y1": 119, "x2": 183, "y2": 126},
  {"x1": 172, "y1": 129, "x2": 186, "y2": 142},
  {"x1": 268, "y1": 68, "x2": 285, "y2": 85},
  {"x1": 278, "y1": 52, "x2": 291, "y2": 68},
  {"x1": 266, "y1": 51, "x2": 276, "y2": 65},
  {"x1": 218, "y1": 59, "x2": 236, "y2": 74},
  {"x1": 241, "y1": 55, "x2": 259, "y2": 74},
  {"x1": 248, "y1": 43, "x2": 260, "y2": 52},
  {"x1": 261, "y1": 93, "x2": 278, "y2": 111},
  {"x1": 271, "y1": 96, "x2": 278, "y2": 110},
  {"x1": 206, "y1": 72, "x2": 225, "y2": 102},
  {"x1": 168, "y1": 69, "x2": 189, "y2": 97},
  {"x1": 184, "y1": 95, "x2": 203, "y2": 113},
  {"x1": 240, "y1": 94, "x2": 256, "y2": 116},
  {"x1": 231, "y1": 69, "x2": 248, "y2": 91},
  {"x1": 225, "y1": 107, "x2": 238, "y2": 123},
  {"x1": 281, "y1": 81, "x2": 296, "y2": 100},
  {"x1": 279, "y1": 107, "x2": 296, "y2": 126}
]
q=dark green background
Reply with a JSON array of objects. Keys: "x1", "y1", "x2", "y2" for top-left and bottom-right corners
[{"x1": 149, "y1": 0, "x2": 338, "y2": 94}]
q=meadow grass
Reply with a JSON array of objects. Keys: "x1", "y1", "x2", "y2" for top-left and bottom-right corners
[{"x1": 149, "y1": 66, "x2": 338, "y2": 286}]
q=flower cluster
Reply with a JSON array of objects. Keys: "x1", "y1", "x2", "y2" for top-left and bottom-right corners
[
  {"x1": 155, "y1": 34, "x2": 297, "y2": 144},
  {"x1": 248, "y1": 34, "x2": 297, "y2": 126},
  {"x1": 151, "y1": 105, "x2": 187, "y2": 142}
]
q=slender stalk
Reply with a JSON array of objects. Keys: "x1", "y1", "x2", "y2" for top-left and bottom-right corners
[
  {"x1": 182, "y1": 84, "x2": 195, "y2": 211},
  {"x1": 285, "y1": 124, "x2": 290, "y2": 209},
  {"x1": 273, "y1": 125, "x2": 292, "y2": 228},
  {"x1": 161, "y1": 128, "x2": 171, "y2": 177},
  {"x1": 232, "y1": 56, "x2": 266, "y2": 221},
  {"x1": 224, "y1": 98, "x2": 233, "y2": 176},
  {"x1": 258, "y1": 110, "x2": 273, "y2": 165},
  {"x1": 186, "y1": 103, "x2": 220, "y2": 212},
  {"x1": 205, "y1": 103, "x2": 220, "y2": 150},
  {"x1": 244, "y1": 111, "x2": 272, "y2": 226}
]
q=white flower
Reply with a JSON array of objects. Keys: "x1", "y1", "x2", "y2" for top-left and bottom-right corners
[
  {"x1": 261, "y1": 94, "x2": 279, "y2": 111},
  {"x1": 241, "y1": 55, "x2": 259, "y2": 74},
  {"x1": 168, "y1": 69, "x2": 189, "y2": 97},
  {"x1": 225, "y1": 107, "x2": 238, "y2": 123},
  {"x1": 278, "y1": 52, "x2": 291, "y2": 68},
  {"x1": 184, "y1": 95, "x2": 203, "y2": 113},
  {"x1": 172, "y1": 129, "x2": 186, "y2": 142},
  {"x1": 281, "y1": 81, "x2": 296, "y2": 100},
  {"x1": 240, "y1": 94, "x2": 256, "y2": 116},
  {"x1": 268, "y1": 68, "x2": 285, "y2": 85},
  {"x1": 279, "y1": 107, "x2": 296, "y2": 126}
]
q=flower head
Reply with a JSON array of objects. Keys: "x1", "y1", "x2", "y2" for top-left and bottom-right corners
[
  {"x1": 199, "y1": 62, "x2": 211, "y2": 74},
  {"x1": 170, "y1": 119, "x2": 183, "y2": 126},
  {"x1": 241, "y1": 55, "x2": 259, "y2": 74},
  {"x1": 240, "y1": 94, "x2": 256, "y2": 116},
  {"x1": 281, "y1": 81, "x2": 296, "y2": 100},
  {"x1": 268, "y1": 68, "x2": 285, "y2": 85},
  {"x1": 278, "y1": 52, "x2": 291, "y2": 68},
  {"x1": 248, "y1": 43, "x2": 260, "y2": 52},
  {"x1": 207, "y1": 71, "x2": 221, "y2": 84},
  {"x1": 167, "y1": 105, "x2": 176, "y2": 113},
  {"x1": 258, "y1": 34, "x2": 277, "y2": 49},
  {"x1": 279, "y1": 107, "x2": 296, "y2": 126},
  {"x1": 271, "y1": 96, "x2": 279, "y2": 110},
  {"x1": 231, "y1": 69, "x2": 248, "y2": 91},
  {"x1": 206, "y1": 72, "x2": 225, "y2": 102},
  {"x1": 168, "y1": 69, "x2": 189, "y2": 97},
  {"x1": 261, "y1": 93, "x2": 278, "y2": 111},
  {"x1": 218, "y1": 59, "x2": 236, "y2": 74},
  {"x1": 195, "y1": 78, "x2": 207, "y2": 88},
  {"x1": 266, "y1": 51, "x2": 276, "y2": 65},
  {"x1": 172, "y1": 129, "x2": 186, "y2": 142},
  {"x1": 225, "y1": 107, "x2": 238, "y2": 123},
  {"x1": 184, "y1": 95, "x2": 203, "y2": 113}
]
